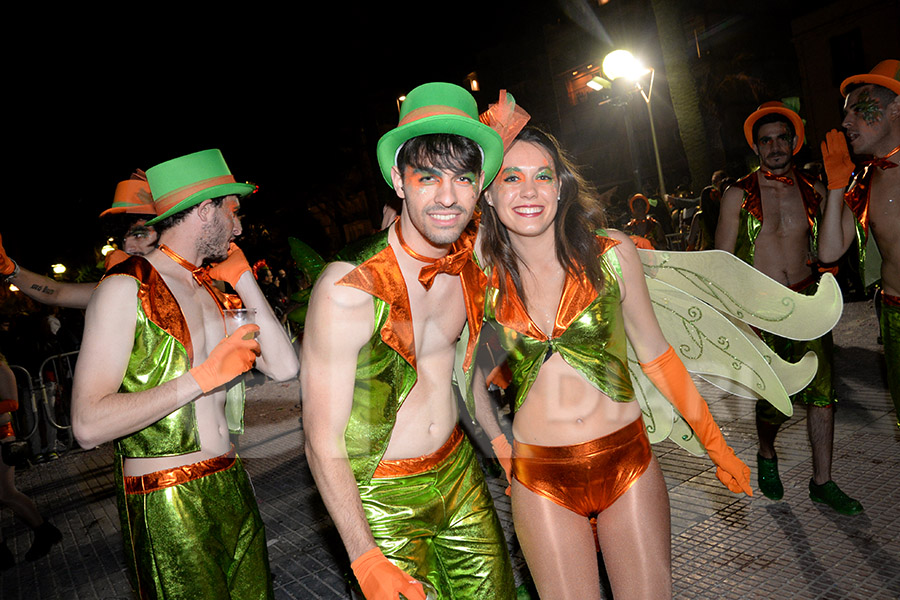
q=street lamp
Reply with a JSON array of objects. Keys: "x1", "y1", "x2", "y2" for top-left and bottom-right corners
[{"x1": 597, "y1": 50, "x2": 667, "y2": 201}]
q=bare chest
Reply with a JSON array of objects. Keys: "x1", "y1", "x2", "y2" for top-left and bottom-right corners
[
  {"x1": 404, "y1": 271, "x2": 468, "y2": 360},
  {"x1": 161, "y1": 277, "x2": 226, "y2": 364},
  {"x1": 869, "y1": 171, "x2": 900, "y2": 259},
  {"x1": 758, "y1": 186, "x2": 811, "y2": 239}
]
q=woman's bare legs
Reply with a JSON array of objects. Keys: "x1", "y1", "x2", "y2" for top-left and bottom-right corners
[
  {"x1": 511, "y1": 456, "x2": 671, "y2": 600},
  {"x1": 0, "y1": 460, "x2": 43, "y2": 528}
]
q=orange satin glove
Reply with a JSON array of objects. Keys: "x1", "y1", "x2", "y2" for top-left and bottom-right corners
[
  {"x1": 641, "y1": 346, "x2": 752, "y2": 496},
  {"x1": 104, "y1": 249, "x2": 131, "y2": 271},
  {"x1": 189, "y1": 324, "x2": 260, "y2": 393},
  {"x1": 0, "y1": 234, "x2": 15, "y2": 276},
  {"x1": 351, "y1": 547, "x2": 426, "y2": 600},
  {"x1": 821, "y1": 129, "x2": 855, "y2": 190},
  {"x1": 207, "y1": 242, "x2": 251, "y2": 288}
]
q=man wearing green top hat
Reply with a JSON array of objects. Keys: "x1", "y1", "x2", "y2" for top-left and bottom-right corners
[
  {"x1": 716, "y1": 102, "x2": 863, "y2": 515},
  {"x1": 71, "y1": 149, "x2": 300, "y2": 599},
  {"x1": 301, "y1": 82, "x2": 516, "y2": 600}
]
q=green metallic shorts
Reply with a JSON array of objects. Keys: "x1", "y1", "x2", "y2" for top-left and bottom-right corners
[
  {"x1": 121, "y1": 452, "x2": 272, "y2": 599},
  {"x1": 357, "y1": 427, "x2": 516, "y2": 599},
  {"x1": 756, "y1": 279, "x2": 836, "y2": 425},
  {"x1": 881, "y1": 292, "x2": 900, "y2": 427}
]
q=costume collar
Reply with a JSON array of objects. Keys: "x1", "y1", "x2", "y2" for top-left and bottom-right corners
[{"x1": 863, "y1": 143, "x2": 900, "y2": 170}]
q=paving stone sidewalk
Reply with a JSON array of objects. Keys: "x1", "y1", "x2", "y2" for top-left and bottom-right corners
[{"x1": 2, "y1": 299, "x2": 898, "y2": 599}]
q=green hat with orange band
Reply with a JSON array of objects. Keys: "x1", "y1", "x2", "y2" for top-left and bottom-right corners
[
  {"x1": 144, "y1": 149, "x2": 256, "y2": 226},
  {"x1": 376, "y1": 82, "x2": 504, "y2": 190},
  {"x1": 743, "y1": 101, "x2": 805, "y2": 155},
  {"x1": 98, "y1": 172, "x2": 156, "y2": 218}
]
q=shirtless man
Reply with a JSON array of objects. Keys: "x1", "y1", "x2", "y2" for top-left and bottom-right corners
[
  {"x1": 0, "y1": 175, "x2": 158, "y2": 309},
  {"x1": 301, "y1": 82, "x2": 516, "y2": 600},
  {"x1": 818, "y1": 59, "x2": 900, "y2": 427},
  {"x1": 71, "y1": 149, "x2": 299, "y2": 599},
  {"x1": 716, "y1": 102, "x2": 863, "y2": 515}
]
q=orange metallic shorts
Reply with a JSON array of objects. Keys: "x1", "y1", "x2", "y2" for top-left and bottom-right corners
[{"x1": 512, "y1": 417, "x2": 651, "y2": 519}]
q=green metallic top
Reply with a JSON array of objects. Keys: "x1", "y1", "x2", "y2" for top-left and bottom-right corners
[
  {"x1": 732, "y1": 169, "x2": 822, "y2": 266},
  {"x1": 844, "y1": 165, "x2": 875, "y2": 281},
  {"x1": 105, "y1": 256, "x2": 245, "y2": 458},
  {"x1": 485, "y1": 236, "x2": 634, "y2": 412},
  {"x1": 334, "y1": 221, "x2": 485, "y2": 485}
]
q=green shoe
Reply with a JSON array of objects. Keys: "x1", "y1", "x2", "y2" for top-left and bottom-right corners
[
  {"x1": 757, "y1": 454, "x2": 784, "y2": 500},
  {"x1": 809, "y1": 480, "x2": 864, "y2": 515}
]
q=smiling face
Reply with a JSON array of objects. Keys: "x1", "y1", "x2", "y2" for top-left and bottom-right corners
[
  {"x1": 485, "y1": 140, "x2": 560, "y2": 243},
  {"x1": 842, "y1": 85, "x2": 897, "y2": 156},
  {"x1": 391, "y1": 163, "x2": 481, "y2": 251},
  {"x1": 753, "y1": 121, "x2": 796, "y2": 173}
]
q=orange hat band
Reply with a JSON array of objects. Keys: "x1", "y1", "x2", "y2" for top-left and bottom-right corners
[
  {"x1": 398, "y1": 104, "x2": 473, "y2": 127},
  {"x1": 153, "y1": 174, "x2": 237, "y2": 214}
]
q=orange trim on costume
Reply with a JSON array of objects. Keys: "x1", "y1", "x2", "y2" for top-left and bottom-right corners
[
  {"x1": 123, "y1": 447, "x2": 236, "y2": 494},
  {"x1": 882, "y1": 291, "x2": 900, "y2": 308},
  {"x1": 153, "y1": 175, "x2": 237, "y2": 214},
  {"x1": 372, "y1": 426, "x2": 463, "y2": 478},
  {"x1": 398, "y1": 105, "x2": 472, "y2": 127},
  {"x1": 0, "y1": 422, "x2": 14, "y2": 440},
  {"x1": 0, "y1": 399, "x2": 18, "y2": 413}
]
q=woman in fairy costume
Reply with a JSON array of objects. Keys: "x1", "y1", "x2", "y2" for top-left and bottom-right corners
[{"x1": 478, "y1": 126, "x2": 752, "y2": 599}]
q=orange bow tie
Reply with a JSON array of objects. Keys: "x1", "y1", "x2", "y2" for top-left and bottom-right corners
[
  {"x1": 762, "y1": 170, "x2": 794, "y2": 186},
  {"x1": 863, "y1": 144, "x2": 900, "y2": 170},
  {"x1": 395, "y1": 220, "x2": 471, "y2": 291},
  {"x1": 159, "y1": 245, "x2": 214, "y2": 287}
]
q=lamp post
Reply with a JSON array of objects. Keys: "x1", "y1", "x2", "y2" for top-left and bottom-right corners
[{"x1": 595, "y1": 50, "x2": 667, "y2": 201}]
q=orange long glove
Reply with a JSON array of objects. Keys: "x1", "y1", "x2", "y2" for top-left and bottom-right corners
[
  {"x1": 0, "y1": 234, "x2": 15, "y2": 276},
  {"x1": 641, "y1": 346, "x2": 752, "y2": 496},
  {"x1": 821, "y1": 129, "x2": 855, "y2": 190},
  {"x1": 351, "y1": 547, "x2": 426, "y2": 600},
  {"x1": 491, "y1": 434, "x2": 513, "y2": 496},
  {"x1": 189, "y1": 324, "x2": 260, "y2": 393},
  {"x1": 207, "y1": 242, "x2": 251, "y2": 288}
]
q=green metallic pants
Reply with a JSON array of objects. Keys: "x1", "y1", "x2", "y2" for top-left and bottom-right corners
[
  {"x1": 756, "y1": 280, "x2": 836, "y2": 425},
  {"x1": 357, "y1": 430, "x2": 516, "y2": 599},
  {"x1": 881, "y1": 293, "x2": 900, "y2": 428},
  {"x1": 121, "y1": 454, "x2": 272, "y2": 599}
]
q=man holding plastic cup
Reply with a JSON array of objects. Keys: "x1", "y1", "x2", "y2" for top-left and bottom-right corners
[{"x1": 72, "y1": 149, "x2": 299, "y2": 599}]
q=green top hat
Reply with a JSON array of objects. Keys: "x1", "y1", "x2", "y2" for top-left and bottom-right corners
[
  {"x1": 376, "y1": 82, "x2": 503, "y2": 190},
  {"x1": 144, "y1": 149, "x2": 256, "y2": 226}
]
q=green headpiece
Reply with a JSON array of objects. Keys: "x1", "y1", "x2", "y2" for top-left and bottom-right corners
[{"x1": 376, "y1": 82, "x2": 503, "y2": 190}]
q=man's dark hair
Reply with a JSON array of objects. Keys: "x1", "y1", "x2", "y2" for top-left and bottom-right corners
[
  {"x1": 396, "y1": 134, "x2": 483, "y2": 179},
  {"x1": 153, "y1": 196, "x2": 227, "y2": 236},
  {"x1": 843, "y1": 82, "x2": 898, "y2": 109},
  {"x1": 753, "y1": 114, "x2": 795, "y2": 144}
]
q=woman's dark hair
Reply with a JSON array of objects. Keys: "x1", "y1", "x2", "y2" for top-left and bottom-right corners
[{"x1": 479, "y1": 126, "x2": 608, "y2": 304}]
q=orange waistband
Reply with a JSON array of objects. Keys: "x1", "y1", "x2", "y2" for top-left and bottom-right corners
[
  {"x1": 0, "y1": 422, "x2": 14, "y2": 440},
  {"x1": 882, "y1": 291, "x2": 900, "y2": 308},
  {"x1": 124, "y1": 447, "x2": 236, "y2": 495},
  {"x1": 373, "y1": 426, "x2": 464, "y2": 478},
  {"x1": 513, "y1": 417, "x2": 646, "y2": 460}
]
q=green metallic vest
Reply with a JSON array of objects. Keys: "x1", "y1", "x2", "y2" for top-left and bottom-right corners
[
  {"x1": 485, "y1": 236, "x2": 634, "y2": 412},
  {"x1": 732, "y1": 169, "x2": 822, "y2": 266},
  {"x1": 105, "y1": 257, "x2": 245, "y2": 458},
  {"x1": 334, "y1": 224, "x2": 485, "y2": 485},
  {"x1": 844, "y1": 165, "x2": 880, "y2": 286}
]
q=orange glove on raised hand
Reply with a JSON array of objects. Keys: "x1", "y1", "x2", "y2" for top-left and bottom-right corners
[
  {"x1": 821, "y1": 129, "x2": 855, "y2": 190},
  {"x1": 351, "y1": 547, "x2": 426, "y2": 600},
  {"x1": 641, "y1": 346, "x2": 752, "y2": 496},
  {"x1": 207, "y1": 242, "x2": 251, "y2": 289},
  {"x1": 0, "y1": 234, "x2": 16, "y2": 276},
  {"x1": 491, "y1": 434, "x2": 513, "y2": 496},
  {"x1": 189, "y1": 324, "x2": 260, "y2": 393}
]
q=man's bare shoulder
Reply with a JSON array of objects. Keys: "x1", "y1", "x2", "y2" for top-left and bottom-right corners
[
  {"x1": 309, "y1": 262, "x2": 373, "y2": 312},
  {"x1": 721, "y1": 183, "x2": 746, "y2": 207}
]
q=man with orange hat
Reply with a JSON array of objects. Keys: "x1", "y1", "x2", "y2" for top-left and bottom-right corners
[
  {"x1": 716, "y1": 101, "x2": 863, "y2": 515},
  {"x1": 818, "y1": 59, "x2": 900, "y2": 427},
  {"x1": 71, "y1": 149, "x2": 299, "y2": 599},
  {"x1": 302, "y1": 82, "x2": 516, "y2": 600},
  {"x1": 0, "y1": 172, "x2": 158, "y2": 309}
]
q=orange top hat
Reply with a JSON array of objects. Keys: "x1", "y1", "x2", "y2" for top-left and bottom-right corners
[
  {"x1": 840, "y1": 59, "x2": 900, "y2": 97},
  {"x1": 743, "y1": 102, "x2": 805, "y2": 155},
  {"x1": 98, "y1": 175, "x2": 155, "y2": 218}
]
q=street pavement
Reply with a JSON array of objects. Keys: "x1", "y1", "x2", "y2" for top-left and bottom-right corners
[{"x1": 1, "y1": 297, "x2": 898, "y2": 599}]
